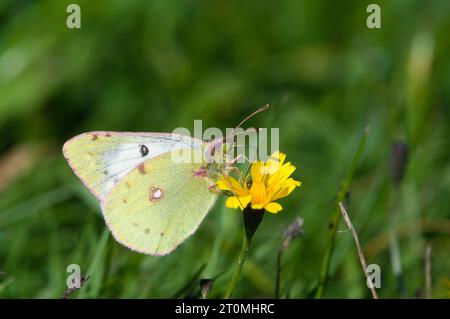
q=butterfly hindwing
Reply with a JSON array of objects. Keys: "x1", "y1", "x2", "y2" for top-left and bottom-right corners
[
  {"x1": 102, "y1": 149, "x2": 217, "y2": 255},
  {"x1": 63, "y1": 131, "x2": 204, "y2": 200}
]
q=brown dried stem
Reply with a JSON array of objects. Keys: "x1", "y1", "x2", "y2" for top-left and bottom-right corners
[{"x1": 338, "y1": 202, "x2": 378, "y2": 299}]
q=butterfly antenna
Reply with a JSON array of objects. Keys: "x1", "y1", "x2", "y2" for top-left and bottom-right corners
[
  {"x1": 226, "y1": 104, "x2": 270, "y2": 141},
  {"x1": 235, "y1": 104, "x2": 270, "y2": 130},
  {"x1": 207, "y1": 105, "x2": 270, "y2": 159}
]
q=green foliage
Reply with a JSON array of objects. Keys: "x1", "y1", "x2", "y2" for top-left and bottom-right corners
[{"x1": 0, "y1": 0, "x2": 449, "y2": 298}]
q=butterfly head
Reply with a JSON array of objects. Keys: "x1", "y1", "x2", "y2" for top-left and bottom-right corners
[{"x1": 198, "y1": 105, "x2": 270, "y2": 180}]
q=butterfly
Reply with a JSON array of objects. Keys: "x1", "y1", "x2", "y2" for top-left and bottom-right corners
[{"x1": 62, "y1": 106, "x2": 268, "y2": 255}]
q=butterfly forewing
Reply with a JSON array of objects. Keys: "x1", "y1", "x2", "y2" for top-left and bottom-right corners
[{"x1": 63, "y1": 131, "x2": 204, "y2": 200}]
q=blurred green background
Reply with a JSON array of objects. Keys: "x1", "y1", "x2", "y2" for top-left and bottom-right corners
[{"x1": 0, "y1": 0, "x2": 449, "y2": 298}]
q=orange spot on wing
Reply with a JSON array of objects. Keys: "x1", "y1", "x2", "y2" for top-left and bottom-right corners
[
  {"x1": 193, "y1": 166, "x2": 207, "y2": 178},
  {"x1": 138, "y1": 164, "x2": 146, "y2": 175}
]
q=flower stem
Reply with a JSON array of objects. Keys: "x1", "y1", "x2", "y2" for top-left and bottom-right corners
[{"x1": 225, "y1": 208, "x2": 264, "y2": 298}]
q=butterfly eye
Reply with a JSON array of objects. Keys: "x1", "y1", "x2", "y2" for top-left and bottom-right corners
[{"x1": 140, "y1": 145, "x2": 149, "y2": 157}]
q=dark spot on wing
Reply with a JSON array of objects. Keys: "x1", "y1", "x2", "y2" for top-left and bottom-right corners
[
  {"x1": 140, "y1": 145, "x2": 149, "y2": 157},
  {"x1": 133, "y1": 222, "x2": 138, "y2": 227},
  {"x1": 144, "y1": 228, "x2": 150, "y2": 234},
  {"x1": 103, "y1": 170, "x2": 108, "y2": 175},
  {"x1": 122, "y1": 198, "x2": 127, "y2": 204},
  {"x1": 160, "y1": 232, "x2": 165, "y2": 237},
  {"x1": 125, "y1": 182, "x2": 130, "y2": 188},
  {"x1": 137, "y1": 164, "x2": 146, "y2": 174}
]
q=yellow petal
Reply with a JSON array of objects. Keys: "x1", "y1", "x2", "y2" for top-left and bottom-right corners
[
  {"x1": 251, "y1": 161, "x2": 264, "y2": 183},
  {"x1": 218, "y1": 175, "x2": 247, "y2": 196},
  {"x1": 238, "y1": 194, "x2": 252, "y2": 208},
  {"x1": 268, "y1": 151, "x2": 286, "y2": 165},
  {"x1": 226, "y1": 196, "x2": 244, "y2": 210},
  {"x1": 216, "y1": 180, "x2": 231, "y2": 191},
  {"x1": 270, "y1": 178, "x2": 301, "y2": 201},
  {"x1": 267, "y1": 163, "x2": 297, "y2": 191},
  {"x1": 261, "y1": 163, "x2": 279, "y2": 175},
  {"x1": 251, "y1": 203, "x2": 265, "y2": 210},
  {"x1": 264, "y1": 151, "x2": 287, "y2": 174},
  {"x1": 250, "y1": 182, "x2": 267, "y2": 206},
  {"x1": 285, "y1": 179, "x2": 301, "y2": 194},
  {"x1": 264, "y1": 202, "x2": 283, "y2": 213},
  {"x1": 226, "y1": 195, "x2": 251, "y2": 210}
]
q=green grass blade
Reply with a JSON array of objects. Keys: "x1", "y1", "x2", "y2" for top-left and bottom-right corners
[
  {"x1": 315, "y1": 127, "x2": 369, "y2": 298},
  {"x1": 77, "y1": 228, "x2": 110, "y2": 298}
]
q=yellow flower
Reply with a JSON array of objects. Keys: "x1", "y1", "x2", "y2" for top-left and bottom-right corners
[
  {"x1": 217, "y1": 151, "x2": 301, "y2": 214},
  {"x1": 216, "y1": 174, "x2": 252, "y2": 210}
]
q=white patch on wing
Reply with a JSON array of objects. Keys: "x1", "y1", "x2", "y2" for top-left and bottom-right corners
[{"x1": 97, "y1": 134, "x2": 203, "y2": 199}]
